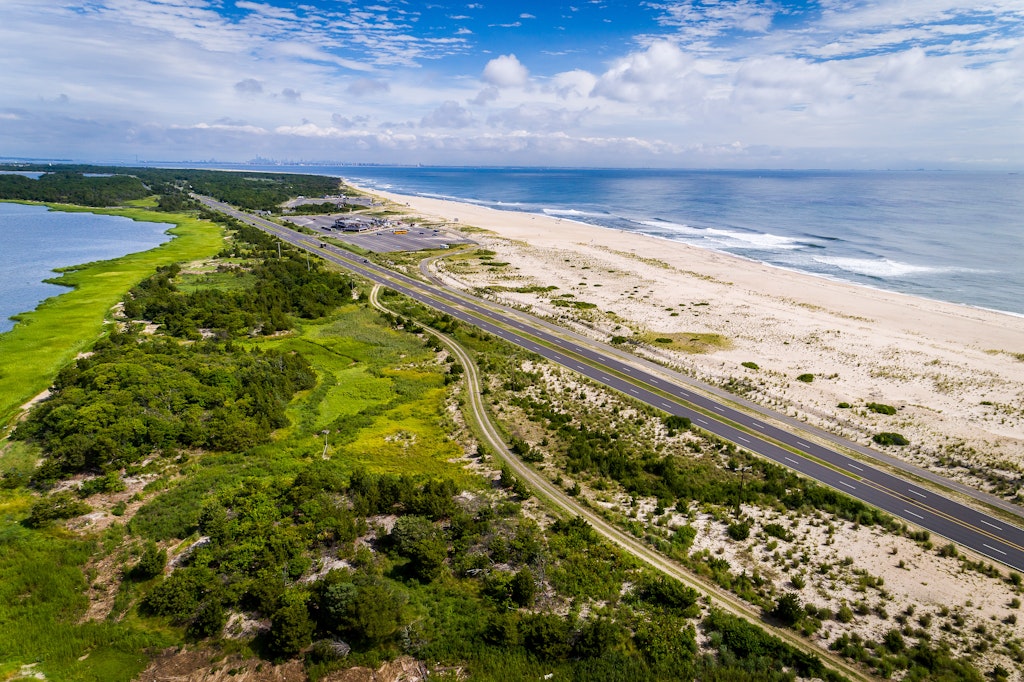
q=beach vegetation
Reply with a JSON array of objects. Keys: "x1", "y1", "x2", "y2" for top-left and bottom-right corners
[
  {"x1": 0, "y1": 172, "x2": 1001, "y2": 682},
  {"x1": 796, "y1": 373, "x2": 815, "y2": 383},
  {"x1": 741, "y1": 361, "x2": 759, "y2": 370},
  {"x1": 837, "y1": 402, "x2": 851, "y2": 408},
  {"x1": 639, "y1": 332, "x2": 731, "y2": 354},
  {"x1": 867, "y1": 402, "x2": 897, "y2": 415},
  {"x1": 873, "y1": 432, "x2": 910, "y2": 446}
]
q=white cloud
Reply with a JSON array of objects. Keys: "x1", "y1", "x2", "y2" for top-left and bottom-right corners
[
  {"x1": 482, "y1": 54, "x2": 530, "y2": 87},
  {"x1": 234, "y1": 79, "x2": 264, "y2": 95},
  {"x1": 486, "y1": 104, "x2": 594, "y2": 132},
  {"x1": 592, "y1": 41, "x2": 711, "y2": 106},
  {"x1": 549, "y1": 69, "x2": 598, "y2": 99},
  {"x1": 421, "y1": 100, "x2": 476, "y2": 128}
]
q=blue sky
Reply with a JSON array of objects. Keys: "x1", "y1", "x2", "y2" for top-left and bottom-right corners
[{"x1": 1, "y1": 1, "x2": 1022, "y2": 168}]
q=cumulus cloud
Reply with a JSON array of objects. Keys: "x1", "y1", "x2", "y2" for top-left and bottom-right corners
[
  {"x1": 420, "y1": 100, "x2": 475, "y2": 128},
  {"x1": 592, "y1": 41, "x2": 709, "y2": 105},
  {"x1": 482, "y1": 54, "x2": 529, "y2": 87},
  {"x1": 347, "y1": 78, "x2": 390, "y2": 97},
  {"x1": 281, "y1": 88, "x2": 301, "y2": 102},
  {"x1": 470, "y1": 87, "x2": 501, "y2": 106},
  {"x1": 549, "y1": 69, "x2": 598, "y2": 99},
  {"x1": 234, "y1": 78, "x2": 263, "y2": 95}
]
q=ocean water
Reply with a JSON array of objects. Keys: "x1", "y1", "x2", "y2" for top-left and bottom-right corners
[
  {"x1": 0, "y1": 203, "x2": 171, "y2": 333},
  {"x1": 263, "y1": 166, "x2": 1023, "y2": 316}
]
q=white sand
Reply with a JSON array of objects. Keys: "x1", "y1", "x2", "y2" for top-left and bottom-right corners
[{"x1": 353, "y1": 184, "x2": 1024, "y2": 491}]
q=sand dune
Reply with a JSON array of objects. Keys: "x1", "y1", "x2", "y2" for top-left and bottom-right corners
[{"x1": 353, "y1": 183, "x2": 1024, "y2": 497}]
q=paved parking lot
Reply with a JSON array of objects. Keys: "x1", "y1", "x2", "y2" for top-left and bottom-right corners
[{"x1": 287, "y1": 214, "x2": 475, "y2": 253}]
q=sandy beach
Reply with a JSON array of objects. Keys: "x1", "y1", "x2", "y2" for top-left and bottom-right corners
[{"x1": 353, "y1": 183, "x2": 1024, "y2": 498}]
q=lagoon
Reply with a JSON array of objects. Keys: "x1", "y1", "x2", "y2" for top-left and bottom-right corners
[{"x1": 0, "y1": 202, "x2": 171, "y2": 333}]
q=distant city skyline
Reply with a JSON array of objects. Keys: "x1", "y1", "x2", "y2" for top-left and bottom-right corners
[{"x1": 1, "y1": 1, "x2": 1022, "y2": 169}]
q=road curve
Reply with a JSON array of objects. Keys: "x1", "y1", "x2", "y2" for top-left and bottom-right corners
[
  {"x1": 195, "y1": 195, "x2": 1024, "y2": 574},
  {"x1": 367, "y1": 285, "x2": 874, "y2": 682}
]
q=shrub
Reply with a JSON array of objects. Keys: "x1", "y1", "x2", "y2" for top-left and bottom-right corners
[
  {"x1": 663, "y1": 415, "x2": 691, "y2": 435},
  {"x1": 771, "y1": 593, "x2": 804, "y2": 626},
  {"x1": 655, "y1": 337, "x2": 674, "y2": 344},
  {"x1": 23, "y1": 492, "x2": 91, "y2": 528},
  {"x1": 867, "y1": 402, "x2": 897, "y2": 415},
  {"x1": 268, "y1": 598, "x2": 314, "y2": 658},
  {"x1": 873, "y1": 432, "x2": 909, "y2": 446},
  {"x1": 796, "y1": 373, "x2": 814, "y2": 383},
  {"x1": 131, "y1": 541, "x2": 167, "y2": 581},
  {"x1": 741, "y1": 362, "x2": 759, "y2": 370},
  {"x1": 727, "y1": 522, "x2": 750, "y2": 541},
  {"x1": 837, "y1": 402, "x2": 851, "y2": 409}
]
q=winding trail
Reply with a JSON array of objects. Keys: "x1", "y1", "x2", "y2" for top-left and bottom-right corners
[{"x1": 369, "y1": 284, "x2": 873, "y2": 682}]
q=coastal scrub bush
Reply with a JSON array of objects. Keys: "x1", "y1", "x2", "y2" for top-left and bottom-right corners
[
  {"x1": 130, "y1": 542, "x2": 167, "y2": 581},
  {"x1": 837, "y1": 402, "x2": 851, "y2": 409},
  {"x1": 23, "y1": 492, "x2": 91, "y2": 528},
  {"x1": 772, "y1": 593, "x2": 804, "y2": 626},
  {"x1": 727, "y1": 522, "x2": 750, "y2": 541},
  {"x1": 873, "y1": 432, "x2": 909, "y2": 446},
  {"x1": 796, "y1": 373, "x2": 815, "y2": 383},
  {"x1": 741, "y1": 362, "x2": 759, "y2": 370},
  {"x1": 662, "y1": 415, "x2": 691, "y2": 435},
  {"x1": 867, "y1": 402, "x2": 897, "y2": 415}
]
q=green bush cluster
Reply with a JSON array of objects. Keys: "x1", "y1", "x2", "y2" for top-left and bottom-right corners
[{"x1": 15, "y1": 336, "x2": 315, "y2": 479}]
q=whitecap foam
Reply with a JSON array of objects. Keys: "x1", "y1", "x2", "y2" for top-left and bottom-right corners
[
  {"x1": 637, "y1": 219, "x2": 704, "y2": 235},
  {"x1": 544, "y1": 208, "x2": 607, "y2": 218},
  {"x1": 704, "y1": 228, "x2": 805, "y2": 251},
  {"x1": 813, "y1": 256, "x2": 939, "y2": 278}
]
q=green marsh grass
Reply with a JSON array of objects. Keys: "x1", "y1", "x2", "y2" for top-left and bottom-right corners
[{"x1": 0, "y1": 205, "x2": 224, "y2": 429}]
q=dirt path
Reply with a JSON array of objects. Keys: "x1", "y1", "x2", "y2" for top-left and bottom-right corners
[{"x1": 369, "y1": 285, "x2": 874, "y2": 682}]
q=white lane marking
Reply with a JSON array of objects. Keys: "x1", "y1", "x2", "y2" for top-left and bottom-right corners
[
  {"x1": 712, "y1": 406, "x2": 726, "y2": 413},
  {"x1": 908, "y1": 489, "x2": 927, "y2": 499},
  {"x1": 904, "y1": 509, "x2": 923, "y2": 520},
  {"x1": 696, "y1": 418, "x2": 709, "y2": 425},
  {"x1": 839, "y1": 481, "x2": 856, "y2": 490},
  {"x1": 660, "y1": 402, "x2": 673, "y2": 409},
  {"x1": 981, "y1": 519, "x2": 1004, "y2": 531},
  {"x1": 796, "y1": 440, "x2": 810, "y2": 448},
  {"x1": 737, "y1": 436, "x2": 750, "y2": 444},
  {"x1": 753, "y1": 423, "x2": 765, "y2": 430},
  {"x1": 848, "y1": 464, "x2": 863, "y2": 472},
  {"x1": 785, "y1": 457, "x2": 799, "y2": 464},
  {"x1": 622, "y1": 367, "x2": 632, "y2": 373},
  {"x1": 984, "y1": 543, "x2": 1008, "y2": 556},
  {"x1": 629, "y1": 388, "x2": 639, "y2": 395}
]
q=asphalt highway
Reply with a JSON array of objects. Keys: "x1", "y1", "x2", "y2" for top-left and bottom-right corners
[{"x1": 196, "y1": 195, "x2": 1024, "y2": 573}]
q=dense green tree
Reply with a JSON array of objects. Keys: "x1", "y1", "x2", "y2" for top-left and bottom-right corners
[
  {"x1": 268, "y1": 596, "x2": 314, "y2": 658},
  {"x1": 771, "y1": 593, "x2": 804, "y2": 627},
  {"x1": 390, "y1": 515, "x2": 447, "y2": 582}
]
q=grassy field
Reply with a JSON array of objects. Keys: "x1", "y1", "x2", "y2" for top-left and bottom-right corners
[
  {"x1": 258, "y1": 305, "x2": 476, "y2": 488},
  {"x1": 0, "y1": 205, "x2": 225, "y2": 429}
]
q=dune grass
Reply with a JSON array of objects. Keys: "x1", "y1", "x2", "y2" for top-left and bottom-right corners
[
  {"x1": 640, "y1": 331, "x2": 732, "y2": 354},
  {"x1": 0, "y1": 206, "x2": 224, "y2": 429}
]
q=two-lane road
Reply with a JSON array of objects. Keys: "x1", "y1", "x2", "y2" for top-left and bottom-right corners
[{"x1": 197, "y1": 195, "x2": 1024, "y2": 572}]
